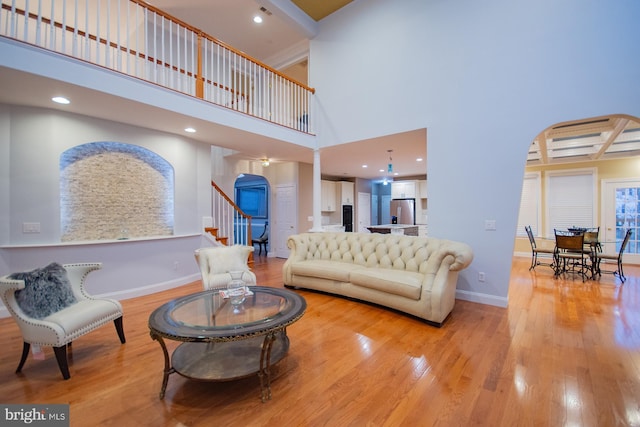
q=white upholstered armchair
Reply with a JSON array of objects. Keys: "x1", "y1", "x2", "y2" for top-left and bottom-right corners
[
  {"x1": 0, "y1": 263, "x2": 125, "y2": 380},
  {"x1": 195, "y1": 245, "x2": 257, "y2": 290}
]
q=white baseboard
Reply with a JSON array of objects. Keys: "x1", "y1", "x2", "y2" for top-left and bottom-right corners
[
  {"x1": 98, "y1": 273, "x2": 202, "y2": 301},
  {"x1": 0, "y1": 273, "x2": 202, "y2": 319},
  {"x1": 456, "y1": 289, "x2": 508, "y2": 308}
]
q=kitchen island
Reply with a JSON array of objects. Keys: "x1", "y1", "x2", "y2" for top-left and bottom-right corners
[{"x1": 366, "y1": 224, "x2": 419, "y2": 236}]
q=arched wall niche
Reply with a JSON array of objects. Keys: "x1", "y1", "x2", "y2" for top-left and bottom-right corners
[{"x1": 60, "y1": 141, "x2": 174, "y2": 241}]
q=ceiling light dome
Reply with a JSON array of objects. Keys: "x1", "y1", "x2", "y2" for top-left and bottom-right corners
[{"x1": 52, "y1": 96, "x2": 70, "y2": 104}]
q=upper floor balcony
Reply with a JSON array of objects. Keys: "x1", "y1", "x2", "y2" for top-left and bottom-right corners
[{"x1": 0, "y1": 0, "x2": 315, "y2": 134}]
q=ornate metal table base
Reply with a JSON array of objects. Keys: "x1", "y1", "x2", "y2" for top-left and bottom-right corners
[
  {"x1": 148, "y1": 287, "x2": 305, "y2": 402},
  {"x1": 150, "y1": 329, "x2": 289, "y2": 401}
]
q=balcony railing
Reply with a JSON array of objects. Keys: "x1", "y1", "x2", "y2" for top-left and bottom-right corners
[{"x1": 0, "y1": 0, "x2": 314, "y2": 133}]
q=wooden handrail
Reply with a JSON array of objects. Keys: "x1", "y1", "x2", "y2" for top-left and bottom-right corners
[
  {"x1": 211, "y1": 181, "x2": 249, "y2": 218},
  {"x1": 211, "y1": 180, "x2": 252, "y2": 244},
  {"x1": 197, "y1": 32, "x2": 315, "y2": 94},
  {"x1": 0, "y1": 3, "x2": 198, "y2": 78},
  {"x1": 1, "y1": 1, "x2": 314, "y2": 94},
  {"x1": 128, "y1": 0, "x2": 315, "y2": 93}
]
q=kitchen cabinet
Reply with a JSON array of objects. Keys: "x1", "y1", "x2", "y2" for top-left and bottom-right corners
[
  {"x1": 391, "y1": 181, "x2": 416, "y2": 199},
  {"x1": 418, "y1": 180, "x2": 427, "y2": 199},
  {"x1": 339, "y1": 181, "x2": 355, "y2": 205},
  {"x1": 321, "y1": 180, "x2": 337, "y2": 212}
]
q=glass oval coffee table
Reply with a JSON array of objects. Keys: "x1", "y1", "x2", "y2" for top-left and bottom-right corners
[{"x1": 148, "y1": 286, "x2": 306, "y2": 401}]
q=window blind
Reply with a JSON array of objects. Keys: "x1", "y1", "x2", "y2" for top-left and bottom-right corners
[
  {"x1": 547, "y1": 171, "x2": 595, "y2": 236},
  {"x1": 517, "y1": 173, "x2": 541, "y2": 236}
]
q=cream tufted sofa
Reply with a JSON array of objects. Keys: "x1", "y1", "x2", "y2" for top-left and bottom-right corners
[{"x1": 283, "y1": 232, "x2": 473, "y2": 326}]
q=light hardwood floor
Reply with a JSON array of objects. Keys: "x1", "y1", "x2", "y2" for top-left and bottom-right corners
[{"x1": 1, "y1": 256, "x2": 638, "y2": 426}]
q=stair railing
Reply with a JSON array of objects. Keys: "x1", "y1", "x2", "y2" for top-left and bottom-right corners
[
  {"x1": 210, "y1": 180, "x2": 252, "y2": 247},
  {"x1": 0, "y1": 0, "x2": 315, "y2": 133}
]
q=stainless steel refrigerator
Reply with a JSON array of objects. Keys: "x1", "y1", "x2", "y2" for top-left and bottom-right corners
[{"x1": 390, "y1": 198, "x2": 416, "y2": 225}]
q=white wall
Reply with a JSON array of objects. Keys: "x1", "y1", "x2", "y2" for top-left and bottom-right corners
[
  {"x1": 2, "y1": 106, "x2": 209, "y2": 244},
  {"x1": 310, "y1": 0, "x2": 640, "y2": 306},
  {"x1": 0, "y1": 106, "x2": 215, "y2": 316}
]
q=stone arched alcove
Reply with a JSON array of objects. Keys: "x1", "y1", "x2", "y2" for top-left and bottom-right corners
[{"x1": 60, "y1": 141, "x2": 174, "y2": 241}]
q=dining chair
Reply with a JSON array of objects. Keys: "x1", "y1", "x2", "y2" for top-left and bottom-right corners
[
  {"x1": 583, "y1": 227, "x2": 601, "y2": 252},
  {"x1": 251, "y1": 221, "x2": 269, "y2": 256},
  {"x1": 595, "y1": 229, "x2": 632, "y2": 282},
  {"x1": 525, "y1": 225, "x2": 554, "y2": 270},
  {"x1": 553, "y1": 230, "x2": 591, "y2": 281}
]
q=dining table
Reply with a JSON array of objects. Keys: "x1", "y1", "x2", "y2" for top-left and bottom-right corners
[{"x1": 545, "y1": 230, "x2": 621, "y2": 280}]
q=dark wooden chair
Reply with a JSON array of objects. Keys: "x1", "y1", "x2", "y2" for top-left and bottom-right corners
[{"x1": 252, "y1": 221, "x2": 269, "y2": 256}]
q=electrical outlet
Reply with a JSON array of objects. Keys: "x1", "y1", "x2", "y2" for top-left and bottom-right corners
[
  {"x1": 478, "y1": 272, "x2": 486, "y2": 282},
  {"x1": 485, "y1": 220, "x2": 496, "y2": 231}
]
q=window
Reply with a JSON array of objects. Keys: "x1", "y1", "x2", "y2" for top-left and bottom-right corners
[
  {"x1": 236, "y1": 185, "x2": 267, "y2": 218},
  {"x1": 517, "y1": 172, "x2": 541, "y2": 237},
  {"x1": 546, "y1": 169, "x2": 596, "y2": 237}
]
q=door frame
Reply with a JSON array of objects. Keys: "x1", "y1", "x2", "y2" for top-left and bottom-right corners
[
  {"x1": 274, "y1": 184, "x2": 297, "y2": 258},
  {"x1": 601, "y1": 178, "x2": 640, "y2": 264}
]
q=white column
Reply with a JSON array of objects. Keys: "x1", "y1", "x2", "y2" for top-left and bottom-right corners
[{"x1": 310, "y1": 148, "x2": 324, "y2": 232}]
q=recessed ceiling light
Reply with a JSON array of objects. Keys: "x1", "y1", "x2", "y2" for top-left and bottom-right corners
[
  {"x1": 52, "y1": 96, "x2": 70, "y2": 104},
  {"x1": 184, "y1": 127, "x2": 196, "y2": 133},
  {"x1": 416, "y1": 158, "x2": 423, "y2": 162},
  {"x1": 362, "y1": 165, "x2": 368, "y2": 168},
  {"x1": 379, "y1": 169, "x2": 385, "y2": 172},
  {"x1": 253, "y1": 15, "x2": 263, "y2": 23}
]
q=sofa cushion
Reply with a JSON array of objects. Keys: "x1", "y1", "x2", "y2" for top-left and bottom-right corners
[
  {"x1": 9, "y1": 263, "x2": 77, "y2": 319},
  {"x1": 290, "y1": 260, "x2": 362, "y2": 282},
  {"x1": 350, "y1": 268, "x2": 423, "y2": 300}
]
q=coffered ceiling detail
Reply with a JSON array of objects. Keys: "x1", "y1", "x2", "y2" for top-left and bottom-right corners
[{"x1": 528, "y1": 115, "x2": 640, "y2": 165}]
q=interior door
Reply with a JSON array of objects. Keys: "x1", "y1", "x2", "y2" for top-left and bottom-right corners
[
  {"x1": 602, "y1": 178, "x2": 639, "y2": 263},
  {"x1": 357, "y1": 192, "x2": 371, "y2": 233},
  {"x1": 275, "y1": 184, "x2": 296, "y2": 258}
]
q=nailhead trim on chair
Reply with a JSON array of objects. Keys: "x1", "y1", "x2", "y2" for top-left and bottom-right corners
[{"x1": 3, "y1": 263, "x2": 124, "y2": 379}]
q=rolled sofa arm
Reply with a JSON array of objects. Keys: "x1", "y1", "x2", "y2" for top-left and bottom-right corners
[
  {"x1": 283, "y1": 234, "x2": 305, "y2": 285},
  {"x1": 442, "y1": 241, "x2": 474, "y2": 271}
]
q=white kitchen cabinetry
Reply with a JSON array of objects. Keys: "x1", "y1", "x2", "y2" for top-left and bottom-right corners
[
  {"x1": 391, "y1": 181, "x2": 416, "y2": 199},
  {"x1": 339, "y1": 181, "x2": 355, "y2": 205},
  {"x1": 418, "y1": 180, "x2": 427, "y2": 199},
  {"x1": 321, "y1": 180, "x2": 337, "y2": 212}
]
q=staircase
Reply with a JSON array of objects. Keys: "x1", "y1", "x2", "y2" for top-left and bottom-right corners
[
  {"x1": 203, "y1": 227, "x2": 229, "y2": 246},
  {"x1": 208, "y1": 180, "x2": 252, "y2": 251}
]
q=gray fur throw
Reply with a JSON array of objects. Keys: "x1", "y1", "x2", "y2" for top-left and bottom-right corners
[{"x1": 9, "y1": 263, "x2": 77, "y2": 319}]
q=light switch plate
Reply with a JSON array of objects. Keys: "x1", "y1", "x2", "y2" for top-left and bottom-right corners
[{"x1": 485, "y1": 220, "x2": 496, "y2": 231}]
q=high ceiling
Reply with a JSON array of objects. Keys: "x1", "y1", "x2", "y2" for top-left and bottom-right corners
[
  {"x1": 528, "y1": 115, "x2": 640, "y2": 166},
  {"x1": 2, "y1": 1, "x2": 637, "y2": 182},
  {"x1": 291, "y1": 0, "x2": 353, "y2": 21},
  {"x1": 147, "y1": 0, "x2": 352, "y2": 63}
]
